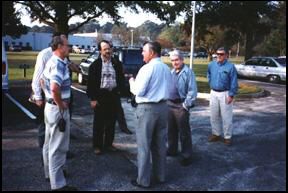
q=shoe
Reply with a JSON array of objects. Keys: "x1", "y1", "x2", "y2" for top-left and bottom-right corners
[
  {"x1": 105, "y1": 145, "x2": 118, "y2": 152},
  {"x1": 180, "y1": 157, "x2": 192, "y2": 166},
  {"x1": 166, "y1": 151, "x2": 177, "y2": 157},
  {"x1": 208, "y1": 135, "x2": 221, "y2": 142},
  {"x1": 52, "y1": 185, "x2": 78, "y2": 191},
  {"x1": 121, "y1": 128, "x2": 133, "y2": 135},
  {"x1": 131, "y1": 179, "x2": 150, "y2": 188},
  {"x1": 94, "y1": 147, "x2": 102, "y2": 155},
  {"x1": 224, "y1": 139, "x2": 232, "y2": 146}
]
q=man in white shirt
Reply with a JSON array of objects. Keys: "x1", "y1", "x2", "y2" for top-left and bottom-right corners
[{"x1": 129, "y1": 42, "x2": 171, "y2": 188}]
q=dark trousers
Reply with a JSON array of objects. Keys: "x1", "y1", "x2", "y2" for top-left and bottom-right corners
[
  {"x1": 115, "y1": 97, "x2": 128, "y2": 130},
  {"x1": 37, "y1": 106, "x2": 46, "y2": 148},
  {"x1": 167, "y1": 102, "x2": 193, "y2": 159},
  {"x1": 92, "y1": 91, "x2": 117, "y2": 149}
]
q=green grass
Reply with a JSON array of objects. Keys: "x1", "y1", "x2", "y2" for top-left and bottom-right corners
[{"x1": 7, "y1": 51, "x2": 258, "y2": 96}]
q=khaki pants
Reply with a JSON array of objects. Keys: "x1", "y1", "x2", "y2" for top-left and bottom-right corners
[
  {"x1": 210, "y1": 90, "x2": 233, "y2": 139},
  {"x1": 43, "y1": 103, "x2": 70, "y2": 190}
]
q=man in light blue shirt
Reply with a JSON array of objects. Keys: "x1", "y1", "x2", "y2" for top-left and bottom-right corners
[
  {"x1": 167, "y1": 50, "x2": 197, "y2": 166},
  {"x1": 207, "y1": 47, "x2": 238, "y2": 146},
  {"x1": 129, "y1": 42, "x2": 171, "y2": 188}
]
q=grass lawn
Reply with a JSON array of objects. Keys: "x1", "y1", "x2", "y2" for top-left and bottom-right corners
[{"x1": 6, "y1": 51, "x2": 257, "y2": 96}]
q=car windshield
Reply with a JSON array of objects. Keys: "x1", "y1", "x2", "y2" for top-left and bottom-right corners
[
  {"x1": 123, "y1": 50, "x2": 143, "y2": 65},
  {"x1": 275, "y1": 58, "x2": 286, "y2": 67}
]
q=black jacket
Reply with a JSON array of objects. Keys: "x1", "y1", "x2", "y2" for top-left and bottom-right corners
[{"x1": 86, "y1": 56, "x2": 125, "y2": 101}]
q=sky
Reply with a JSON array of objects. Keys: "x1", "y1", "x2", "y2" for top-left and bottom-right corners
[{"x1": 16, "y1": 4, "x2": 185, "y2": 28}]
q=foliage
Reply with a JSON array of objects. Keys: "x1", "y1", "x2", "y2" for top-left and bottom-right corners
[{"x1": 2, "y1": 1, "x2": 28, "y2": 38}]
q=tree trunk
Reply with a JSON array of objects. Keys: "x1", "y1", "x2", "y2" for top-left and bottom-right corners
[{"x1": 244, "y1": 31, "x2": 254, "y2": 61}]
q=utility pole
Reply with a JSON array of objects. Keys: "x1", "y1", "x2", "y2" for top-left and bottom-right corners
[
  {"x1": 190, "y1": 1, "x2": 196, "y2": 70},
  {"x1": 131, "y1": 29, "x2": 134, "y2": 47}
]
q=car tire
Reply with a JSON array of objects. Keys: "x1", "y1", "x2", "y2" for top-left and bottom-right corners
[
  {"x1": 267, "y1": 75, "x2": 280, "y2": 83},
  {"x1": 78, "y1": 73, "x2": 86, "y2": 85}
]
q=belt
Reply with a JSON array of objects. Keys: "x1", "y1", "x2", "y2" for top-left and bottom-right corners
[
  {"x1": 139, "y1": 100, "x2": 166, "y2": 105},
  {"x1": 46, "y1": 98, "x2": 70, "y2": 106},
  {"x1": 212, "y1": 89, "x2": 228, "y2": 92},
  {"x1": 169, "y1": 99, "x2": 183, "y2": 103}
]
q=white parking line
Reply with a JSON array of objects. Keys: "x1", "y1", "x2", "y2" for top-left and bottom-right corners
[
  {"x1": 71, "y1": 85, "x2": 86, "y2": 94},
  {"x1": 4, "y1": 93, "x2": 36, "y2": 120}
]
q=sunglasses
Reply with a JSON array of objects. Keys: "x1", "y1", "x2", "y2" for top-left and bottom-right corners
[{"x1": 216, "y1": 53, "x2": 225, "y2": 56}]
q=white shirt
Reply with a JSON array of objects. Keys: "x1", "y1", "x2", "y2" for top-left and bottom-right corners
[
  {"x1": 129, "y1": 57, "x2": 172, "y2": 103},
  {"x1": 31, "y1": 47, "x2": 53, "y2": 100}
]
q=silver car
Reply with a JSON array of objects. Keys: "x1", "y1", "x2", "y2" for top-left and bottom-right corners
[{"x1": 235, "y1": 56, "x2": 286, "y2": 83}]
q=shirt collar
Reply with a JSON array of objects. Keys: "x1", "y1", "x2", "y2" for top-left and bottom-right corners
[{"x1": 217, "y1": 59, "x2": 227, "y2": 66}]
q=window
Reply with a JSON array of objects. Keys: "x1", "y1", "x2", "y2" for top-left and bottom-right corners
[
  {"x1": 260, "y1": 59, "x2": 277, "y2": 67},
  {"x1": 245, "y1": 59, "x2": 259, "y2": 66}
]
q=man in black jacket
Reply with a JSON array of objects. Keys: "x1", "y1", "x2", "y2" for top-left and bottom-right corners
[{"x1": 87, "y1": 40, "x2": 125, "y2": 155}]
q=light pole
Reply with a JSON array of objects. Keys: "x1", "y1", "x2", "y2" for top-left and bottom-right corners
[
  {"x1": 190, "y1": 1, "x2": 196, "y2": 70},
  {"x1": 131, "y1": 29, "x2": 134, "y2": 47}
]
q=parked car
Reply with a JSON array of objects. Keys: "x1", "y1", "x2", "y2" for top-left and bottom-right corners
[
  {"x1": 9, "y1": 45, "x2": 22, "y2": 52},
  {"x1": 235, "y1": 56, "x2": 286, "y2": 83},
  {"x1": 78, "y1": 50, "x2": 100, "y2": 84},
  {"x1": 2, "y1": 41, "x2": 9, "y2": 92},
  {"x1": 194, "y1": 52, "x2": 208, "y2": 58},
  {"x1": 78, "y1": 47, "x2": 143, "y2": 96}
]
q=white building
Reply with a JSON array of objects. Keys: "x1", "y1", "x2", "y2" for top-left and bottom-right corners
[{"x1": 2, "y1": 31, "x2": 121, "y2": 51}]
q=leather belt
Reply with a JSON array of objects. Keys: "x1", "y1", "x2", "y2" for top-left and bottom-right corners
[
  {"x1": 212, "y1": 89, "x2": 228, "y2": 92},
  {"x1": 46, "y1": 98, "x2": 70, "y2": 106}
]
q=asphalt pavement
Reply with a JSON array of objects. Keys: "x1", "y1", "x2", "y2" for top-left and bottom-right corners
[{"x1": 2, "y1": 80, "x2": 286, "y2": 191}]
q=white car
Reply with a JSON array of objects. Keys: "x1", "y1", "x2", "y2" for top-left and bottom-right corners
[
  {"x1": 78, "y1": 50, "x2": 100, "y2": 84},
  {"x1": 235, "y1": 56, "x2": 286, "y2": 83},
  {"x1": 2, "y1": 41, "x2": 9, "y2": 92}
]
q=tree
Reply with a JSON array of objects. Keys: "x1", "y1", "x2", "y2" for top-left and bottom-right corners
[
  {"x1": 176, "y1": 1, "x2": 278, "y2": 60},
  {"x1": 16, "y1": 1, "x2": 177, "y2": 37},
  {"x1": 2, "y1": 1, "x2": 28, "y2": 38}
]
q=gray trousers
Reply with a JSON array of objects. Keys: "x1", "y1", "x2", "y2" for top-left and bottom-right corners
[
  {"x1": 135, "y1": 102, "x2": 168, "y2": 187},
  {"x1": 167, "y1": 101, "x2": 192, "y2": 159},
  {"x1": 210, "y1": 90, "x2": 233, "y2": 139},
  {"x1": 43, "y1": 103, "x2": 70, "y2": 190}
]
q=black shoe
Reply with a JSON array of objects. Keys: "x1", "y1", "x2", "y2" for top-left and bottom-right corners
[
  {"x1": 121, "y1": 128, "x2": 133, "y2": 135},
  {"x1": 131, "y1": 179, "x2": 150, "y2": 188},
  {"x1": 180, "y1": 157, "x2": 192, "y2": 167},
  {"x1": 105, "y1": 145, "x2": 118, "y2": 152},
  {"x1": 167, "y1": 151, "x2": 177, "y2": 157},
  {"x1": 52, "y1": 185, "x2": 78, "y2": 191}
]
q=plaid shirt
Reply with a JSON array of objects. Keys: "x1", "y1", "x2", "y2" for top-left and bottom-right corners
[{"x1": 100, "y1": 57, "x2": 117, "y2": 91}]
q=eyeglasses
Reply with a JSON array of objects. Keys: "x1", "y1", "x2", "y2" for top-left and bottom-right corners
[{"x1": 216, "y1": 53, "x2": 225, "y2": 56}]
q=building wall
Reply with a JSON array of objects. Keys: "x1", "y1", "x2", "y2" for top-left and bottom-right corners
[{"x1": 2, "y1": 32, "x2": 121, "y2": 51}]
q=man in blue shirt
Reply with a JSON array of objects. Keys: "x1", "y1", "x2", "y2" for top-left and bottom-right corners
[
  {"x1": 167, "y1": 50, "x2": 197, "y2": 166},
  {"x1": 129, "y1": 42, "x2": 171, "y2": 188},
  {"x1": 207, "y1": 47, "x2": 238, "y2": 146}
]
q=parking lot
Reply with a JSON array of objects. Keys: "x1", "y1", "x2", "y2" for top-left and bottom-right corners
[{"x1": 2, "y1": 79, "x2": 286, "y2": 191}]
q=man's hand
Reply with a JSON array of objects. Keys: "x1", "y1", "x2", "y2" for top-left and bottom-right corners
[
  {"x1": 227, "y1": 96, "x2": 233, "y2": 104},
  {"x1": 90, "y1": 100, "x2": 100, "y2": 109},
  {"x1": 35, "y1": 100, "x2": 44, "y2": 108},
  {"x1": 129, "y1": 77, "x2": 135, "y2": 85},
  {"x1": 68, "y1": 62, "x2": 81, "y2": 73},
  {"x1": 59, "y1": 101, "x2": 69, "y2": 111}
]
